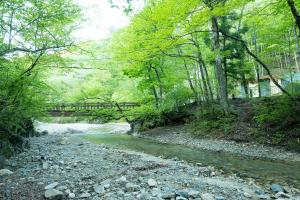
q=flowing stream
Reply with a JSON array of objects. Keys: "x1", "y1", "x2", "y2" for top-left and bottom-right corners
[{"x1": 37, "y1": 122, "x2": 300, "y2": 188}]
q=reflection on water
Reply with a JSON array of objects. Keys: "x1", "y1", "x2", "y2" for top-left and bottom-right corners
[{"x1": 83, "y1": 133, "x2": 300, "y2": 188}]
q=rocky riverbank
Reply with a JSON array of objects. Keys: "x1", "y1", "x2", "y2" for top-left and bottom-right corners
[
  {"x1": 1, "y1": 133, "x2": 299, "y2": 200},
  {"x1": 137, "y1": 125, "x2": 300, "y2": 162}
]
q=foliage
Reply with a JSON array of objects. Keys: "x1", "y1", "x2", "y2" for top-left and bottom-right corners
[
  {"x1": 189, "y1": 105, "x2": 237, "y2": 137},
  {"x1": 0, "y1": 0, "x2": 79, "y2": 156}
]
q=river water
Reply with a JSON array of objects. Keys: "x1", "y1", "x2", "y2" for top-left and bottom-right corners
[{"x1": 36, "y1": 122, "x2": 300, "y2": 188}]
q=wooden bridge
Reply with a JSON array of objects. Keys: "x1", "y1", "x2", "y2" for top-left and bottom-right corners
[{"x1": 48, "y1": 102, "x2": 140, "y2": 117}]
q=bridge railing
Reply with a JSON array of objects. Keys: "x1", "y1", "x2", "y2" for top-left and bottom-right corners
[{"x1": 49, "y1": 102, "x2": 140, "y2": 112}]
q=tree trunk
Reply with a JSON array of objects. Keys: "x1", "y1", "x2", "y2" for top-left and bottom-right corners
[
  {"x1": 253, "y1": 32, "x2": 262, "y2": 97},
  {"x1": 177, "y1": 48, "x2": 199, "y2": 102},
  {"x1": 211, "y1": 16, "x2": 229, "y2": 113},
  {"x1": 147, "y1": 66, "x2": 159, "y2": 108},
  {"x1": 287, "y1": 0, "x2": 300, "y2": 34}
]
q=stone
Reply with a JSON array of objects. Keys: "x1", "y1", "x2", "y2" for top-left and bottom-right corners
[
  {"x1": 188, "y1": 190, "x2": 200, "y2": 198},
  {"x1": 68, "y1": 193, "x2": 75, "y2": 198},
  {"x1": 161, "y1": 191, "x2": 174, "y2": 199},
  {"x1": 176, "y1": 197, "x2": 187, "y2": 200},
  {"x1": 147, "y1": 179, "x2": 157, "y2": 187},
  {"x1": 216, "y1": 197, "x2": 226, "y2": 200},
  {"x1": 255, "y1": 189, "x2": 266, "y2": 195},
  {"x1": 257, "y1": 194, "x2": 270, "y2": 199},
  {"x1": 274, "y1": 192, "x2": 290, "y2": 199},
  {"x1": 57, "y1": 186, "x2": 67, "y2": 191},
  {"x1": 65, "y1": 189, "x2": 71, "y2": 194},
  {"x1": 94, "y1": 185, "x2": 105, "y2": 194},
  {"x1": 200, "y1": 193, "x2": 214, "y2": 200},
  {"x1": 44, "y1": 189, "x2": 64, "y2": 200},
  {"x1": 103, "y1": 183, "x2": 110, "y2": 189},
  {"x1": 118, "y1": 176, "x2": 127, "y2": 183},
  {"x1": 125, "y1": 182, "x2": 140, "y2": 192},
  {"x1": 42, "y1": 161, "x2": 49, "y2": 169},
  {"x1": 45, "y1": 182, "x2": 59, "y2": 190},
  {"x1": 137, "y1": 192, "x2": 151, "y2": 200},
  {"x1": 176, "y1": 190, "x2": 189, "y2": 199},
  {"x1": 79, "y1": 193, "x2": 91, "y2": 198},
  {"x1": 271, "y1": 184, "x2": 284, "y2": 193},
  {"x1": 57, "y1": 137, "x2": 68, "y2": 145},
  {"x1": 0, "y1": 169, "x2": 13, "y2": 176}
]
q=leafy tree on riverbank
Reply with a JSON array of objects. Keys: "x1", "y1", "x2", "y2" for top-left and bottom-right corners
[{"x1": 0, "y1": 0, "x2": 80, "y2": 156}]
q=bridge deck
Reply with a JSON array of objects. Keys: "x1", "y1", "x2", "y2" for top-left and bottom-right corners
[{"x1": 48, "y1": 102, "x2": 140, "y2": 116}]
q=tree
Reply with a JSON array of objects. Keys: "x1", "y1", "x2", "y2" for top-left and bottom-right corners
[{"x1": 0, "y1": 0, "x2": 79, "y2": 141}]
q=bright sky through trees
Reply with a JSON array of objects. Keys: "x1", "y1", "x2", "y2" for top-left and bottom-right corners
[{"x1": 73, "y1": 0, "x2": 130, "y2": 41}]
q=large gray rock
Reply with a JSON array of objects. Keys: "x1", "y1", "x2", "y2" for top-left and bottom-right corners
[{"x1": 44, "y1": 189, "x2": 64, "y2": 200}]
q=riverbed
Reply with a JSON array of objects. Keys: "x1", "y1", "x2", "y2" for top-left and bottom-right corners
[{"x1": 0, "y1": 122, "x2": 299, "y2": 200}]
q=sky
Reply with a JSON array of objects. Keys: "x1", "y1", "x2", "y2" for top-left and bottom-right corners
[{"x1": 73, "y1": 0, "x2": 130, "y2": 41}]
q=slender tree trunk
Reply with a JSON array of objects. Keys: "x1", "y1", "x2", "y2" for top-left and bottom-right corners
[
  {"x1": 211, "y1": 16, "x2": 229, "y2": 113},
  {"x1": 177, "y1": 48, "x2": 199, "y2": 102},
  {"x1": 147, "y1": 66, "x2": 159, "y2": 108},
  {"x1": 253, "y1": 32, "x2": 262, "y2": 97},
  {"x1": 242, "y1": 74, "x2": 249, "y2": 98},
  {"x1": 287, "y1": 0, "x2": 300, "y2": 33},
  {"x1": 198, "y1": 60, "x2": 210, "y2": 102},
  {"x1": 201, "y1": 60, "x2": 214, "y2": 100},
  {"x1": 151, "y1": 64, "x2": 163, "y2": 100},
  {"x1": 293, "y1": 25, "x2": 300, "y2": 71}
]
